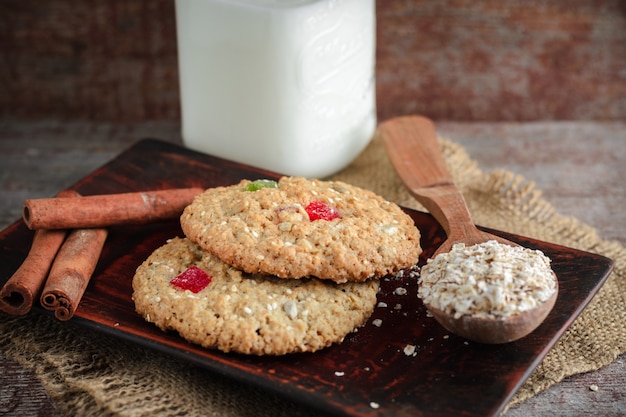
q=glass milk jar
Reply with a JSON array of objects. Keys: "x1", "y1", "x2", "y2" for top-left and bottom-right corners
[{"x1": 175, "y1": 0, "x2": 377, "y2": 178}]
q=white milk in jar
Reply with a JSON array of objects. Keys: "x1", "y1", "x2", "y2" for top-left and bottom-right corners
[{"x1": 175, "y1": 0, "x2": 376, "y2": 178}]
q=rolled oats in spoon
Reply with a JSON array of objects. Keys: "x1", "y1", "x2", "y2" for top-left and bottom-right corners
[{"x1": 418, "y1": 240, "x2": 557, "y2": 320}]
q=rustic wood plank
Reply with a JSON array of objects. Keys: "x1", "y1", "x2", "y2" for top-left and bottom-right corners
[{"x1": 0, "y1": 356, "x2": 63, "y2": 417}]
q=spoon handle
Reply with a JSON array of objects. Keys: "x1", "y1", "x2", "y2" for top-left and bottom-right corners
[
  {"x1": 378, "y1": 115, "x2": 509, "y2": 254},
  {"x1": 378, "y1": 116, "x2": 453, "y2": 190},
  {"x1": 378, "y1": 116, "x2": 474, "y2": 233}
]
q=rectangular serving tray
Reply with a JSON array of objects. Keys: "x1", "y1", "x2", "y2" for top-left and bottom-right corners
[{"x1": 0, "y1": 139, "x2": 613, "y2": 416}]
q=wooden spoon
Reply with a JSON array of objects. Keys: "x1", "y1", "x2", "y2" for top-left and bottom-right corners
[{"x1": 377, "y1": 115, "x2": 558, "y2": 344}]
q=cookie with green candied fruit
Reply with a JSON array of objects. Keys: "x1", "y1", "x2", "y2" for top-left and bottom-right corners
[
  {"x1": 132, "y1": 237, "x2": 379, "y2": 355},
  {"x1": 180, "y1": 176, "x2": 421, "y2": 283}
]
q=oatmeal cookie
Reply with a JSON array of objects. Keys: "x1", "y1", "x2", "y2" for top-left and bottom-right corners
[
  {"x1": 132, "y1": 237, "x2": 380, "y2": 355},
  {"x1": 180, "y1": 177, "x2": 421, "y2": 283}
]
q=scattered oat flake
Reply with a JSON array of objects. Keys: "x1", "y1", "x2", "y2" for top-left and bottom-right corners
[
  {"x1": 335, "y1": 371, "x2": 345, "y2": 377},
  {"x1": 377, "y1": 301, "x2": 388, "y2": 308},
  {"x1": 372, "y1": 319, "x2": 383, "y2": 327},
  {"x1": 403, "y1": 344, "x2": 416, "y2": 356},
  {"x1": 370, "y1": 402, "x2": 380, "y2": 409},
  {"x1": 589, "y1": 384, "x2": 599, "y2": 391},
  {"x1": 394, "y1": 287, "x2": 407, "y2": 295}
]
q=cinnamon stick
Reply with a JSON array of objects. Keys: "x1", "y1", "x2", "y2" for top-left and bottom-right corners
[
  {"x1": 0, "y1": 190, "x2": 78, "y2": 315},
  {"x1": 40, "y1": 226, "x2": 108, "y2": 321},
  {"x1": 23, "y1": 187, "x2": 204, "y2": 230}
]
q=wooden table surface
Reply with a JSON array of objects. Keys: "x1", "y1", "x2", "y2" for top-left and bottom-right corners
[{"x1": 0, "y1": 120, "x2": 624, "y2": 416}]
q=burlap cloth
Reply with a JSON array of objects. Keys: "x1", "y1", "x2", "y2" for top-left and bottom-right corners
[{"x1": 1, "y1": 134, "x2": 625, "y2": 416}]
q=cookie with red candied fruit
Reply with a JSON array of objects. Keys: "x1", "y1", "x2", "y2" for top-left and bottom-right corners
[
  {"x1": 131, "y1": 237, "x2": 379, "y2": 355},
  {"x1": 180, "y1": 176, "x2": 422, "y2": 283}
]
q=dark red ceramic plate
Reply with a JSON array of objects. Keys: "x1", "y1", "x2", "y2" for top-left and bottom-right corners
[{"x1": 0, "y1": 139, "x2": 613, "y2": 417}]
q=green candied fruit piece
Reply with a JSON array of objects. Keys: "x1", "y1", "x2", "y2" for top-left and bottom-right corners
[{"x1": 244, "y1": 179, "x2": 278, "y2": 192}]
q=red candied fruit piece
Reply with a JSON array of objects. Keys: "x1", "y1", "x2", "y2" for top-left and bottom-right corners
[
  {"x1": 170, "y1": 266, "x2": 212, "y2": 293},
  {"x1": 305, "y1": 201, "x2": 340, "y2": 221}
]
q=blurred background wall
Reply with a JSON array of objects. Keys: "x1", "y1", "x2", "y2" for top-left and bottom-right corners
[{"x1": 1, "y1": 0, "x2": 625, "y2": 123}]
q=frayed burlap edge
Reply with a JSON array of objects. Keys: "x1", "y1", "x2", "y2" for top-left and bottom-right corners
[
  {"x1": 0, "y1": 312, "x2": 323, "y2": 417},
  {"x1": 1, "y1": 134, "x2": 624, "y2": 416}
]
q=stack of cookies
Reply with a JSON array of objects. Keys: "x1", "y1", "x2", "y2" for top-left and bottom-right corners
[{"x1": 132, "y1": 177, "x2": 422, "y2": 355}]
